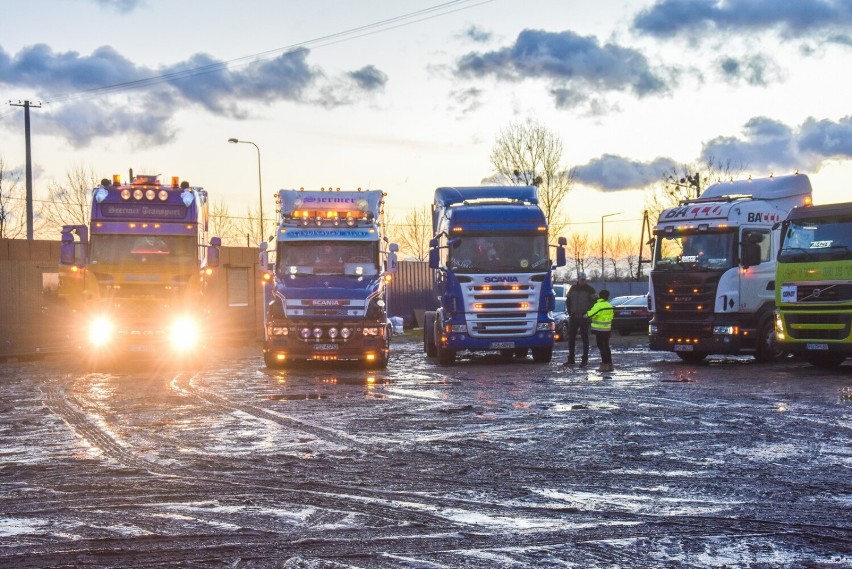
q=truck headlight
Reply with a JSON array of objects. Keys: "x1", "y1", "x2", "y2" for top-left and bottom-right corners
[
  {"x1": 340, "y1": 327, "x2": 352, "y2": 339},
  {"x1": 363, "y1": 327, "x2": 380, "y2": 336},
  {"x1": 88, "y1": 317, "x2": 113, "y2": 347},
  {"x1": 170, "y1": 316, "x2": 199, "y2": 350},
  {"x1": 449, "y1": 324, "x2": 467, "y2": 333}
]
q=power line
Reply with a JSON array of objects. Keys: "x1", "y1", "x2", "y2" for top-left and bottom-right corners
[{"x1": 43, "y1": 0, "x2": 494, "y2": 105}]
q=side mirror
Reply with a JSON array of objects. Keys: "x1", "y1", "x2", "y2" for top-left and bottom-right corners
[
  {"x1": 387, "y1": 243, "x2": 399, "y2": 273},
  {"x1": 208, "y1": 236, "x2": 221, "y2": 268},
  {"x1": 556, "y1": 236, "x2": 567, "y2": 267},
  {"x1": 60, "y1": 224, "x2": 88, "y2": 266},
  {"x1": 429, "y1": 248, "x2": 439, "y2": 270},
  {"x1": 740, "y1": 233, "x2": 762, "y2": 268}
]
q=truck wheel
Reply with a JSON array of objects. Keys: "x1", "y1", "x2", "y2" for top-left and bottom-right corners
[
  {"x1": 676, "y1": 352, "x2": 707, "y2": 363},
  {"x1": 755, "y1": 318, "x2": 785, "y2": 363},
  {"x1": 424, "y1": 312, "x2": 437, "y2": 357},
  {"x1": 806, "y1": 354, "x2": 845, "y2": 369},
  {"x1": 264, "y1": 351, "x2": 282, "y2": 368},
  {"x1": 436, "y1": 337, "x2": 455, "y2": 366},
  {"x1": 754, "y1": 318, "x2": 785, "y2": 363},
  {"x1": 532, "y1": 346, "x2": 553, "y2": 363}
]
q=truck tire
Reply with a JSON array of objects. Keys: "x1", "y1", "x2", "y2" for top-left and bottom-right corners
[
  {"x1": 424, "y1": 312, "x2": 437, "y2": 357},
  {"x1": 755, "y1": 317, "x2": 785, "y2": 363},
  {"x1": 676, "y1": 352, "x2": 707, "y2": 363},
  {"x1": 531, "y1": 346, "x2": 553, "y2": 363},
  {"x1": 264, "y1": 351, "x2": 282, "y2": 368},
  {"x1": 436, "y1": 334, "x2": 455, "y2": 366}
]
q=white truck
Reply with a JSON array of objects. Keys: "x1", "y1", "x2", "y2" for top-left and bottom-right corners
[{"x1": 648, "y1": 173, "x2": 813, "y2": 362}]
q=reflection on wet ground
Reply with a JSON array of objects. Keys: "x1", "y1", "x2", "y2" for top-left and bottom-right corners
[{"x1": 0, "y1": 337, "x2": 850, "y2": 567}]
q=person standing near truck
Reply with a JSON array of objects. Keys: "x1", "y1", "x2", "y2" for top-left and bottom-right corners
[
  {"x1": 587, "y1": 289, "x2": 615, "y2": 372},
  {"x1": 564, "y1": 272, "x2": 596, "y2": 367}
]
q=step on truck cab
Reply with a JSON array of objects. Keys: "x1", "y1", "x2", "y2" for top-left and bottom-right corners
[
  {"x1": 648, "y1": 173, "x2": 812, "y2": 363},
  {"x1": 261, "y1": 188, "x2": 398, "y2": 368},
  {"x1": 423, "y1": 185, "x2": 566, "y2": 365},
  {"x1": 775, "y1": 201, "x2": 852, "y2": 368},
  {"x1": 58, "y1": 173, "x2": 221, "y2": 363}
]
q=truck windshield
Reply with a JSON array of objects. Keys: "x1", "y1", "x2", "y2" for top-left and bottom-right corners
[
  {"x1": 653, "y1": 231, "x2": 735, "y2": 271},
  {"x1": 90, "y1": 234, "x2": 197, "y2": 265},
  {"x1": 779, "y1": 216, "x2": 852, "y2": 262},
  {"x1": 277, "y1": 241, "x2": 379, "y2": 276},
  {"x1": 448, "y1": 234, "x2": 549, "y2": 273}
]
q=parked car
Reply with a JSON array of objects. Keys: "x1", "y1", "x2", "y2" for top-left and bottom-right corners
[
  {"x1": 553, "y1": 297, "x2": 568, "y2": 342},
  {"x1": 611, "y1": 295, "x2": 651, "y2": 336}
]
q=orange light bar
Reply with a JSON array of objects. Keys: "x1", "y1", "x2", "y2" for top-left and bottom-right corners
[
  {"x1": 171, "y1": 176, "x2": 179, "y2": 188},
  {"x1": 112, "y1": 174, "x2": 121, "y2": 185}
]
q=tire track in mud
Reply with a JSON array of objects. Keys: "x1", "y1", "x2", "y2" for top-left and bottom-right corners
[
  {"x1": 40, "y1": 381, "x2": 176, "y2": 477},
  {"x1": 170, "y1": 372, "x2": 382, "y2": 455}
]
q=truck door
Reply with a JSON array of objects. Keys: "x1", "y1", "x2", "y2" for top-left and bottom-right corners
[{"x1": 739, "y1": 227, "x2": 773, "y2": 314}]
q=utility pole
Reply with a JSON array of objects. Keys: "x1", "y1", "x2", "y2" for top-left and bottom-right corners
[{"x1": 9, "y1": 100, "x2": 41, "y2": 239}]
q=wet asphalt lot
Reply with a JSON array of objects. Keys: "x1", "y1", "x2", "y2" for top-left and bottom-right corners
[{"x1": 1, "y1": 333, "x2": 850, "y2": 568}]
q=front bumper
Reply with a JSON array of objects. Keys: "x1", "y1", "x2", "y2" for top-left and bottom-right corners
[
  {"x1": 264, "y1": 321, "x2": 389, "y2": 363},
  {"x1": 441, "y1": 331, "x2": 555, "y2": 352}
]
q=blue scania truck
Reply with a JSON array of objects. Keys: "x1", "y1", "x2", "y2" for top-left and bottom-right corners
[
  {"x1": 260, "y1": 188, "x2": 398, "y2": 368},
  {"x1": 423, "y1": 186, "x2": 566, "y2": 365}
]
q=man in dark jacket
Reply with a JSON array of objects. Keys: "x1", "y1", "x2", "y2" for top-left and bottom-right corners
[{"x1": 565, "y1": 272, "x2": 596, "y2": 367}]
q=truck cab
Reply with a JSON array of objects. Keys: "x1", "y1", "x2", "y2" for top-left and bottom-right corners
[
  {"x1": 424, "y1": 186, "x2": 566, "y2": 365},
  {"x1": 648, "y1": 174, "x2": 812, "y2": 362}
]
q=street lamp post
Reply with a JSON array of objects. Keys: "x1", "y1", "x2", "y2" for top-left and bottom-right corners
[
  {"x1": 228, "y1": 138, "x2": 263, "y2": 243},
  {"x1": 601, "y1": 212, "x2": 621, "y2": 287}
]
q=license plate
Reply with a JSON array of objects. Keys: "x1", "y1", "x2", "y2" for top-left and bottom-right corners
[
  {"x1": 673, "y1": 344, "x2": 693, "y2": 352},
  {"x1": 489, "y1": 341, "x2": 515, "y2": 349},
  {"x1": 313, "y1": 343, "x2": 338, "y2": 351},
  {"x1": 806, "y1": 343, "x2": 829, "y2": 351}
]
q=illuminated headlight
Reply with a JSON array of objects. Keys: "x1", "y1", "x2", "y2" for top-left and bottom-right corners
[
  {"x1": 448, "y1": 324, "x2": 467, "y2": 333},
  {"x1": 340, "y1": 327, "x2": 352, "y2": 339},
  {"x1": 158, "y1": 190, "x2": 169, "y2": 201},
  {"x1": 145, "y1": 189, "x2": 156, "y2": 200},
  {"x1": 88, "y1": 317, "x2": 113, "y2": 347},
  {"x1": 346, "y1": 218, "x2": 355, "y2": 227},
  {"x1": 327, "y1": 327, "x2": 339, "y2": 338},
  {"x1": 170, "y1": 316, "x2": 199, "y2": 350},
  {"x1": 300, "y1": 327, "x2": 311, "y2": 339},
  {"x1": 132, "y1": 189, "x2": 143, "y2": 200},
  {"x1": 774, "y1": 312, "x2": 786, "y2": 340},
  {"x1": 537, "y1": 322, "x2": 555, "y2": 331},
  {"x1": 120, "y1": 189, "x2": 131, "y2": 200},
  {"x1": 649, "y1": 324, "x2": 658, "y2": 335},
  {"x1": 713, "y1": 326, "x2": 737, "y2": 335},
  {"x1": 363, "y1": 327, "x2": 380, "y2": 336},
  {"x1": 313, "y1": 327, "x2": 323, "y2": 339},
  {"x1": 272, "y1": 327, "x2": 288, "y2": 336}
]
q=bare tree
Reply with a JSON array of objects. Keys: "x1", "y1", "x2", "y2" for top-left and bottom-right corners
[
  {"x1": 40, "y1": 165, "x2": 99, "y2": 236},
  {"x1": 565, "y1": 232, "x2": 593, "y2": 279},
  {"x1": 207, "y1": 199, "x2": 243, "y2": 246},
  {"x1": 488, "y1": 118, "x2": 574, "y2": 240},
  {"x1": 644, "y1": 156, "x2": 748, "y2": 223},
  {"x1": 0, "y1": 157, "x2": 25, "y2": 239},
  {"x1": 388, "y1": 205, "x2": 432, "y2": 261}
]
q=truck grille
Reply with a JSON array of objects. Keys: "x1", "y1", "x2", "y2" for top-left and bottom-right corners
[
  {"x1": 785, "y1": 312, "x2": 851, "y2": 341},
  {"x1": 463, "y1": 283, "x2": 538, "y2": 338},
  {"x1": 792, "y1": 283, "x2": 852, "y2": 303},
  {"x1": 651, "y1": 273, "x2": 720, "y2": 336}
]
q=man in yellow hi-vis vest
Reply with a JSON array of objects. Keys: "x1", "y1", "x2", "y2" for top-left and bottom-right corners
[{"x1": 586, "y1": 289, "x2": 615, "y2": 372}]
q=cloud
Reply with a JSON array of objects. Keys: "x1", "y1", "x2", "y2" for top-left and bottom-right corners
[
  {"x1": 454, "y1": 29, "x2": 671, "y2": 108},
  {"x1": 700, "y1": 115, "x2": 852, "y2": 171},
  {"x1": 717, "y1": 53, "x2": 784, "y2": 86},
  {"x1": 348, "y1": 65, "x2": 388, "y2": 91},
  {"x1": 93, "y1": 0, "x2": 144, "y2": 13},
  {"x1": 573, "y1": 154, "x2": 678, "y2": 191},
  {"x1": 461, "y1": 25, "x2": 492, "y2": 43},
  {"x1": 0, "y1": 43, "x2": 380, "y2": 147},
  {"x1": 633, "y1": 0, "x2": 852, "y2": 39}
]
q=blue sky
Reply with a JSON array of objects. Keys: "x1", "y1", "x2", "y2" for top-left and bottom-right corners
[{"x1": 1, "y1": 0, "x2": 850, "y2": 239}]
